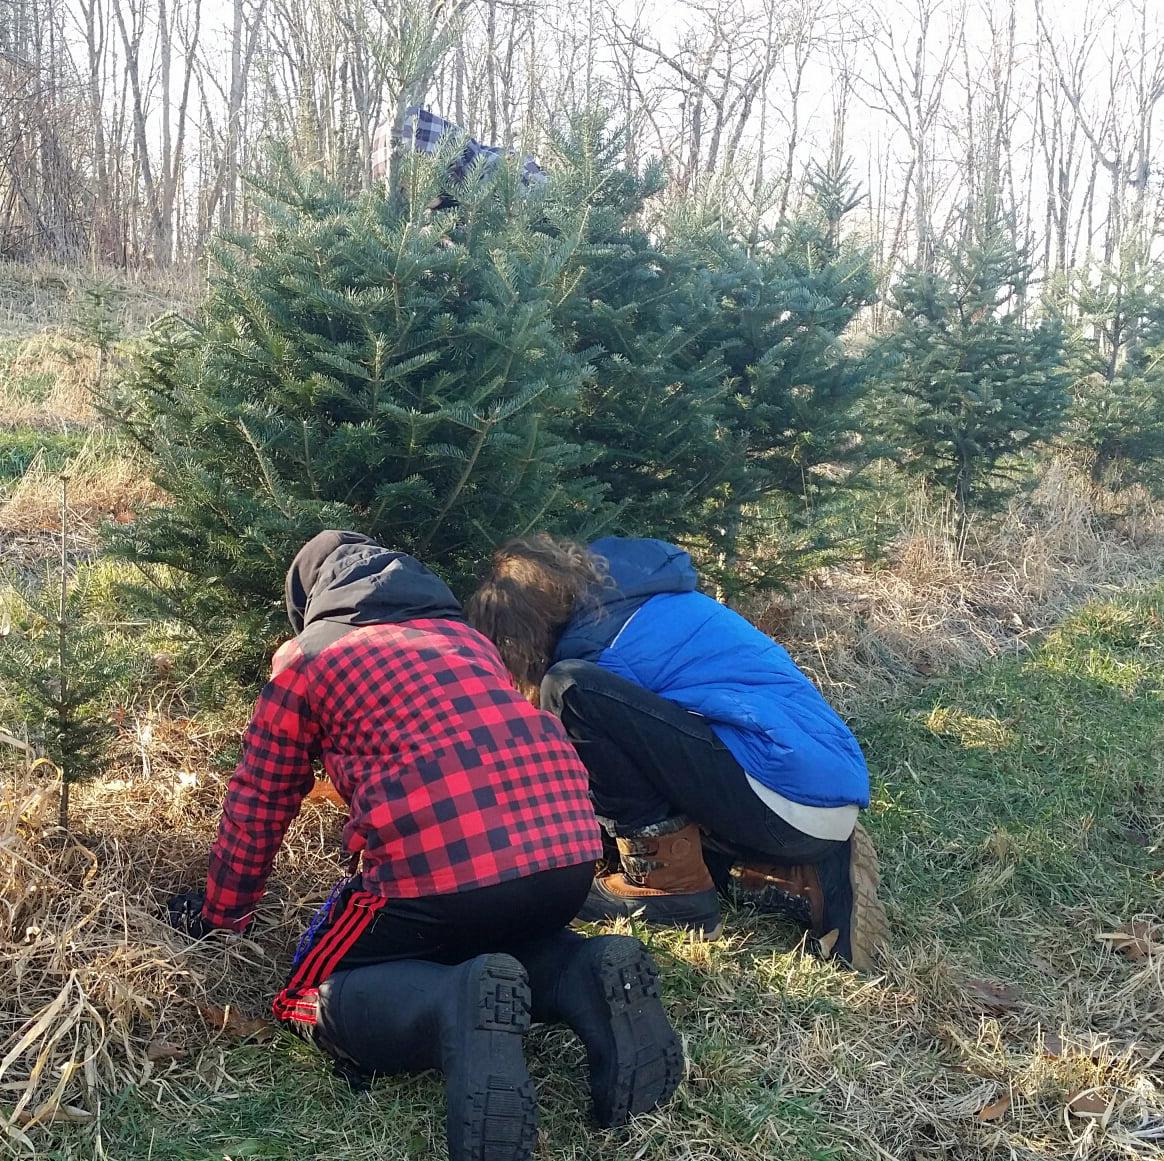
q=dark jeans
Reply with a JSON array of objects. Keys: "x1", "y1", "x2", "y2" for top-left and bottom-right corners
[{"x1": 540, "y1": 659, "x2": 841, "y2": 866}]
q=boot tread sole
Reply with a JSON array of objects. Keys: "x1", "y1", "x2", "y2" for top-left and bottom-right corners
[
  {"x1": 449, "y1": 955, "x2": 538, "y2": 1161},
  {"x1": 586, "y1": 937, "x2": 684, "y2": 1128},
  {"x1": 847, "y1": 824, "x2": 890, "y2": 973}
]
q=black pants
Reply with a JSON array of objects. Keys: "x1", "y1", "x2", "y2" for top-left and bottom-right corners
[
  {"x1": 337, "y1": 862, "x2": 594, "y2": 967},
  {"x1": 540, "y1": 659, "x2": 841, "y2": 866},
  {"x1": 274, "y1": 862, "x2": 595, "y2": 1027}
]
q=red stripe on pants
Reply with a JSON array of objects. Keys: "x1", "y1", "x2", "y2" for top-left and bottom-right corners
[{"x1": 273, "y1": 890, "x2": 387, "y2": 1025}]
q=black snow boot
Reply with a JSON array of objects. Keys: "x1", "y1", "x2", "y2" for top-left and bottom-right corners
[
  {"x1": 316, "y1": 954, "x2": 538, "y2": 1161},
  {"x1": 513, "y1": 930, "x2": 684, "y2": 1128}
]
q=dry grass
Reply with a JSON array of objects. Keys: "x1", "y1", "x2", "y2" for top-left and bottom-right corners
[
  {"x1": 0, "y1": 737, "x2": 338, "y2": 1153},
  {"x1": 0, "y1": 438, "x2": 162, "y2": 540},
  {"x1": 756, "y1": 462, "x2": 1164, "y2": 715},
  {"x1": 0, "y1": 334, "x2": 99, "y2": 428},
  {"x1": 1, "y1": 755, "x2": 1160, "y2": 1160},
  {"x1": 2, "y1": 581, "x2": 1161, "y2": 1160},
  {"x1": 0, "y1": 326, "x2": 163, "y2": 552},
  {"x1": 0, "y1": 261, "x2": 197, "y2": 339}
]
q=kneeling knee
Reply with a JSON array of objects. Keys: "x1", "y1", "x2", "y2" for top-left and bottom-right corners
[{"x1": 540, "y1": 659, "x2": 597, "y2": 715}]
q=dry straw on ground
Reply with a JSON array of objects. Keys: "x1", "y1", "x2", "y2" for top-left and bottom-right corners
[
  {"x1": 756, "y1": 462, "x2": 1164, "y2": 716},
  {"x1": 0, "y1": 439, "x2": 162, "y2": 540},
  {"x1": 0, "y1": 262, "x2": 198, "y2": 340},
  {"x1": 0, "y1": 334, "x2": 98, "y2": 428},
  {"x1": 1, "y1": 467, "x2": 1162, "y2": 1159},
  {"x1": 2, "y1": 760, "x2": 1161, "y2": 1160},
  {"x1": 0, "y1": 330, "x2": 162, "y2": 543},
  {"x1": 0, "y1": 744, "x2": 329, "y2": 1153}
]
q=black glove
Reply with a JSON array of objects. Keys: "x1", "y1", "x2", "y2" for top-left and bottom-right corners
[{"x1": 166, "y1": 889, "x2": 216, "y2": 939}]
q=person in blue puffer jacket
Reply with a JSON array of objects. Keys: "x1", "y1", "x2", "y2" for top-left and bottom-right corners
[{"x1": 466, "y1": 534, "x2": 889, "y2": 971}]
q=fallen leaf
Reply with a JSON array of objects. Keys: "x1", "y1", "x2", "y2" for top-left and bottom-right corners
[
  {"x1": 964, "y1": 977, "x2": 1023, "y2": 1013},
  {"x1": 977, "y1": 1092, "x2": 1011, "y2": 1122},
  {"x1": 15, "y1": 1103, "x2": 94, "y2": 1126},
  {"x1": 198, "y1": 1003, "x2": 274, "y2": 1041},
  {"x1": 1067, "y1": 1089, "x2": 1110, "y2": 1117},
  {"x1": 1096, "y1": 921, "x2": 1161, "y2": 961},
  {"x1": 146, "y1": 1039, "x2": 189, "y2": 1063}
]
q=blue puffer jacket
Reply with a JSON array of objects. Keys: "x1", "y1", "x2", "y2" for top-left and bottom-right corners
[{"x1": 554, "y1": 537, "x2": 870, "y2": 810}]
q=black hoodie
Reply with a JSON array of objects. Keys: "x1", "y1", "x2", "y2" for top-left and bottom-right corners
[{"x1": 284, "y1": 531, "x2": 464, "y2": 658}]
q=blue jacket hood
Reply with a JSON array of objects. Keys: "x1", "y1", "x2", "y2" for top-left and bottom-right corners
[
  {"x1": 590, "y1": 537, "x2": 698, "y2": 600},
  {"x1": 555, "y1": 537, "x2": 697, "y2": 663}
]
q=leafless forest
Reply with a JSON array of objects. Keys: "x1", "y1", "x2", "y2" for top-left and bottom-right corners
[{"x1": 1, "y1": 0, "x2": 1162, "y2": 286}]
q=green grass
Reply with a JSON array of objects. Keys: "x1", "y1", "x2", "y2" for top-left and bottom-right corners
[
  {"x1": 864, "y1": 585, "x2": 1163, "y2": 980},
  {"x1": 0, "y1": 427, "x2": 88, "y2": 482},
  {"x1": 20, "y1": 583, "x2": 1164, "y2": 1161}
]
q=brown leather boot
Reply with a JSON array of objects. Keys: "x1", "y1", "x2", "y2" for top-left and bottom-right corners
[
  {"x1": 577, "y1": 817, "x2": 723, "y2": 940},
  {"x1": 725, "y1": 824, "x2": 889, "y2": 972},
  {"x1": 306, "y1": 777, "x2": 347, "y2": 809},
  {"x1": 728, "y1": 861, "x2": 826, "y2": 930}
]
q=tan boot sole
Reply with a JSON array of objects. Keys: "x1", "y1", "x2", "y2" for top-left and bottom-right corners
[{"x1": 846, "y1": 823, "x2": 890, "y2": 972}]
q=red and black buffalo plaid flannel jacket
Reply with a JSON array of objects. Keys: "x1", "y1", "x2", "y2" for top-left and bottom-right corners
[{"x1": 202, "y1": 617, "x2": 602, "y2": 931}]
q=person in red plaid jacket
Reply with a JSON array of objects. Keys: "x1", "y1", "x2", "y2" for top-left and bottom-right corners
[{"x1": 166, "y1": 532, "x2": 681, "y2": 1161}]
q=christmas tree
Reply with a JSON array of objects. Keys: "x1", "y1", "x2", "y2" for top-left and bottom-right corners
[
  {"x1": 873, "y1": 218, "x2": 1069, "y2": 546},
  {"x1": 1062, "y1": 260, "x2": 1164, "y2": 497},
  {"x1": 107, "y1": 126, "x2": 886, "y2": 649},
  {"x1": 107, "y1": 150, "x2": 609, "y2": 656},
  {"x1": 535, "y1": 114, "x2": 741, "y2": 541},
  {"x1": 679, "y1": 165, "x2": 877, "y2": 583},
  {"x1": 0, "y1": 484, "x2": 126, "y2": 831}
]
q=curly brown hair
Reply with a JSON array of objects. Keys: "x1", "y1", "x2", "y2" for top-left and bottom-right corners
[{"x1": 466, "y1": 534, "x2": 609, "y2": 704}]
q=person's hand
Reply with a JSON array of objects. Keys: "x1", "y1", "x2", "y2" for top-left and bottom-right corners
[{"x1": 166, "y1": 889, "x2": 217, "y2": 939}]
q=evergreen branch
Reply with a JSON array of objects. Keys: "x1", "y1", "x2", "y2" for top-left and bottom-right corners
[
  {"x1": 235, "y1": 418, "x2": 295, "y2": 519},
  {"x1": 416, "y1": 415, "x2": 496, "y2": 556}
]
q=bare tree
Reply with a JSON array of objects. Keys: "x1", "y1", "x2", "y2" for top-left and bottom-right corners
[
  {"x1": 0, "y1": 0, "x2": 1159, "y2": 281},
  {"x1": 861, "y1": 0, "x2": 963, "y2": 270}
]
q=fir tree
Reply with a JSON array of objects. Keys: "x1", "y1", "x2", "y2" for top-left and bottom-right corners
[
  {"x1": 1061, "y1": 261, "x2": 1164, "y2": 497},
  {"x1": 873, "y1": 219, "x2": 1069, "y2": 546},
  {"x1": 536, "y1": 114, "x2": 741, "y2": 540},
  {"x1": 0, "y1": 486, "x2": 124, "y2": 831},
  {"x1": 0, "y1": 583, "x2": 120, "y2": 831},
  {"x1": 106, "y1": 129, "x2": 883, "y2": 646},
  {"x1": 680, "y1": 167, "x2": 877, "y2": 584},
  {"x1": 106, "y1": 150, "x2": 609, "y2": 656}
]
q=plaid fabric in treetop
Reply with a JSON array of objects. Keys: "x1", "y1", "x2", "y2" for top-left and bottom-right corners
[
  {"x1": 202, "y1": 619, "x2": 601, "y2": 931},
  {"x1": 370, "y1": 105, "x2": 547, "y2": 187}
]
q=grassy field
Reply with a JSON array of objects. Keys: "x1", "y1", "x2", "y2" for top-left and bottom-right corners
[
  {"x1": 6, "y1": 584, "x2": 1158, "y2": 1161},
  {"x1": 1, "y1": 267, "x2": 1161, "y2": 1160}
]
